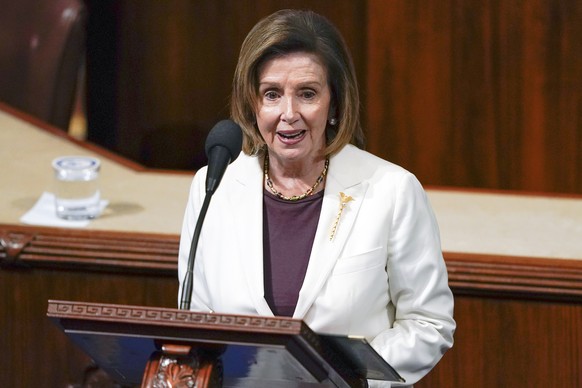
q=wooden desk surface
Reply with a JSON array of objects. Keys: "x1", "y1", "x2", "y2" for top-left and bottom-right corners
[
  {"x1": 1, "y1": 105, "x2": 581, "y2": 261},
  {"x1": 428, "y1": 188, "x2": 582, "y2": 260},
  {"x1": 1, "y1": 106, "x2": 192, "y2": 235}
]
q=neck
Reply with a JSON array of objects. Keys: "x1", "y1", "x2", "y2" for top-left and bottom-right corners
[
  {"x1": 268, "y1": 153, "x2": 325, "y2": 178},
  {"x1": 264, "y1": 153, "x2": 328, "y2": 201}
]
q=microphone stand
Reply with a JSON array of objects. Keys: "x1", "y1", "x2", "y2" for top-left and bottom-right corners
[
  {"x1": 179, "y1": 146, "x2": 233, "y2": 310},
  {"x1": 179, "y1": 192, "x2": 212, "y2": 311}
]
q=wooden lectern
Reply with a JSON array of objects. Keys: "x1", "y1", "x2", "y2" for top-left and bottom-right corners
[{"x1": 48, "y1": 300, "x2": 403, "y2": 387}]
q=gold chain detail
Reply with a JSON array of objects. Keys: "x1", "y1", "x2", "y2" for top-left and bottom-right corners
[{"x1": 264, "y1": 153, "x2": 329, "y2": 201}]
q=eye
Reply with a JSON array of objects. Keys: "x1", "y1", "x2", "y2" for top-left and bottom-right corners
[
  {"x1": 264, "y1": 90, "x2": 280, "y2": 101},
  {"x1": 301, "y1": 89, "x2": 317, "y2": 100}
]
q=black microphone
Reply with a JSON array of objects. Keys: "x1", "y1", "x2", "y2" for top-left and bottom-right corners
[
  {"x1": 180, "y1": 119, "x2": 242, "y2": 310},
  {"x1": 204, "y1": 119, "x2": 243, "y2": 194}
]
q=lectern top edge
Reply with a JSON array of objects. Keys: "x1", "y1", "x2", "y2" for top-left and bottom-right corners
[{"x1": 47, "y1": 299, "x2": 308, "y2": 336}]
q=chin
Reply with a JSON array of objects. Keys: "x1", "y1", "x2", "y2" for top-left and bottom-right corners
[{"x1": 277, "y1": 148, "x2": 312, "y2": 161}]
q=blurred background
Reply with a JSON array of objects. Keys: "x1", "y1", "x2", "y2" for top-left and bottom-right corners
[
  {"x1": 78, "y1": 0, "x2": 581, "y2": 195},
  {"x1": 1, "y1": 0, "x2": 580, "y2": 193}
]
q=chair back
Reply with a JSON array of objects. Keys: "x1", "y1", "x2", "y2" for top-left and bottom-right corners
[{"x1": 0, "y1": 0, "x2": 87, "y2": 130}]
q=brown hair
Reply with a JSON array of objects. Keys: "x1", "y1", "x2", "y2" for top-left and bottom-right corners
[{"x1": 230, "y1": 9, "x2": 364, "y2": 156}]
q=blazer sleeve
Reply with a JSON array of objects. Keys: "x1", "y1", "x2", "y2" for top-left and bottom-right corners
[{"x1": 370, "y1": 173, "x2": 456, "y2": 386}]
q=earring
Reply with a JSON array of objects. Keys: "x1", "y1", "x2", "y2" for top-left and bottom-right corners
[{"x1": 329, "y1": 118, "x2": 337, "y2": 126}]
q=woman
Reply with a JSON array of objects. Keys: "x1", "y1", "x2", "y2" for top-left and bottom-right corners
[{"x1": 179, "y1": 9, "x2": 455, "y2": 387}]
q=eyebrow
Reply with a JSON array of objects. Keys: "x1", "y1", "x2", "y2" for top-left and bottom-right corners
[{"x1": 258, "y1": 80, "x2": 324, "y2": 89}]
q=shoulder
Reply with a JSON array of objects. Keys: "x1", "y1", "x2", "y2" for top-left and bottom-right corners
[
  {"x1": 189, "y1": 152, "x2": 261, "y2": 204},
  {"x1": 331, "y1": 144, "x2": 417, "y2": 186},
  {"x1": 229, "y1": 151, "x2": 260, "y2": 171},
  {"x1": 223, "y1": 151, "x2": 261, "y2": 181},
  {"x1": 194, "y1": 151, "x2": 260, "y2": 182}
]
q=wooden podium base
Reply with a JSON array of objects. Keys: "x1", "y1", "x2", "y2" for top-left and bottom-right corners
[{"x1": 141, "y1": 344, "x2": 222, "y2": 388}]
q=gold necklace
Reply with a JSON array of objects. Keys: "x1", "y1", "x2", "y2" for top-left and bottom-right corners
[{"x1": 264, "y1": 153, "x2": 329, "y2": 201}]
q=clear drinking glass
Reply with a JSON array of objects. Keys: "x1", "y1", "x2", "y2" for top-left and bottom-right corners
[{"x1": 52, "y1": 156, "x2": 101, "y2": 220}]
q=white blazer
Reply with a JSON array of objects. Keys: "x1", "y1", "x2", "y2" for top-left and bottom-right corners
[{"x1": 178, "y1": 144, "x2": 455, "y2": 387}]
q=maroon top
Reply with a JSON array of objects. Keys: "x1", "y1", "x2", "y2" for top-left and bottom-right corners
[{"x1": 263, "y1": 189, "x2": 324, "y2": 317}]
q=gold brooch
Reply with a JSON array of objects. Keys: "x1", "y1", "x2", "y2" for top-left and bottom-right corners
[{"x1": 329, "y1": 192, "x2": 354, "y2": 241}]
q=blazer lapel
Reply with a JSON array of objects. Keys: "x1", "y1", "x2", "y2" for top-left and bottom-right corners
[
  {"x1": 294, "y1": 150, "x2": 368, "y2": 319},
  {"x1": 227, "y1": 154, "x2": 274, "y2": 316}
]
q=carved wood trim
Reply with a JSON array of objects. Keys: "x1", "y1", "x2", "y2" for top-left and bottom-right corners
[
  {"x1": 3, "y1": 224, "x2": 582, "y2": 302},
  {"x1": 0, "y1": 224, "x2": 178, "y2": 274},
  {"x1": 445, "y1": 252, "x2": 582, "y2": 302},
  {"x1": 141, "y1": 344, "x2": 224, "y2": 388},
  {"x1": 141, "y1": 346, "x2": 200, "y2": 388},
  {"x1": 47, "y1": 300, "x2": 304, "y2": 334},
  {"x1": 0, "y1": 229, "x2": 34, "y2": 262}
]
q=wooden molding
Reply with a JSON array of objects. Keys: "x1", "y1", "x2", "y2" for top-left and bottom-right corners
[
  {"x1": 0, "y1": 224, "x2": 179, "y2": 274},
  {"x1": 2, "y1": 224, "x2": 581, "y2": 302},
  {"x1": 445, "y1": 252, "x2": 582, "y2": 302},
  {"x1": 47, "y1": 300, "x2": 303, "y2": 334}
]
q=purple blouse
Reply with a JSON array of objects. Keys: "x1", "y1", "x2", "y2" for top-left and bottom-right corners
[{"x1": 262, "y1": 189, "x2": 324, "y2": 317}]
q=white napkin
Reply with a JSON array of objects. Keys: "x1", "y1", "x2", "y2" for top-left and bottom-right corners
[{"x1": 20, "y1": 192, "x2": 109, "y2": 228}]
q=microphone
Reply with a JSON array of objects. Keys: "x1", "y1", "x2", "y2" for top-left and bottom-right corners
[
  {"x1": 204, "y1": 119, "x2": 243, "y2": 194},
  {"x1": 180, "y1": 119, "x2": 242, "y2": 310}
]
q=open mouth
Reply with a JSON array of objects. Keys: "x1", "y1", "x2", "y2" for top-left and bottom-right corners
[{"x1": 277, "y1": 130, "x2": 306, "y2": 140}]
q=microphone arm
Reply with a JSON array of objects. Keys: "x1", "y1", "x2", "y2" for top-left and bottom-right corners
[
  {"x1": 179, "y1": 146, "x2": 234, "y2": 310},
  {"x1": 178, "y1": 119, "x2": 242, "y2": 311},
  {"x1": 179, "y1": 191, "x2": 212, "y2": 310}
]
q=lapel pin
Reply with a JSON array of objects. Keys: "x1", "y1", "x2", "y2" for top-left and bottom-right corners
[{"x1": 330, "y1": 192, "x2": 354, "y2": 241}]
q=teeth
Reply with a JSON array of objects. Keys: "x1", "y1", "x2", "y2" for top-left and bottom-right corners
[{"x1": 279, "y1": 130, "x2": 305, "y2": 139}]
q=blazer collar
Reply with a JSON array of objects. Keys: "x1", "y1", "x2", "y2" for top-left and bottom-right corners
[
  {"x1": 227, "y1": 154, "x2": 274, "y2": 316},
  {"x1": 226, "y1": 147, "x2": 368, "y2": 318},
  {"x1": 294, "y1": 147, "x2": 369, "y2": 318}
]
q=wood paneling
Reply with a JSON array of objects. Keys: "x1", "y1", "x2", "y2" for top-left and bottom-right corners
[
  {"x1": 86, "y1": 0, "x2": 367, "y2": 171},
  {"x1": 86, "y1": 1, "x2": 581, "y2": 191},
  {"x1": 0, "y1": 261, "x2": 177, "y2": 387},
  {"x1": 366, "y1": 0, "x2": 582, "y2": 194},
  {"x1": 0, "y1": 227, "x2": 179, "y2": 387},
  {"x1": 2, "y1": 224, "x2": 582, "y2": 387},
  {"x1": 417, "y1": 296, "x2": 582, "y2": 387}
]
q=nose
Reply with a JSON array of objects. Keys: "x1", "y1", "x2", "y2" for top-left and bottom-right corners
[{"x1": 280, "y1": 96, "x2": 299, "y2": 124}]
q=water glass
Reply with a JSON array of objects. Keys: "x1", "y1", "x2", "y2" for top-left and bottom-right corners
[{"x1": 52, "y1": 156, "x2": 101, "y2": 220}]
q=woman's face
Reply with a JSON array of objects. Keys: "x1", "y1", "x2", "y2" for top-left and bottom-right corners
[{"x1": 255, "y1": 52, "x2": 332, "y2": 164}]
